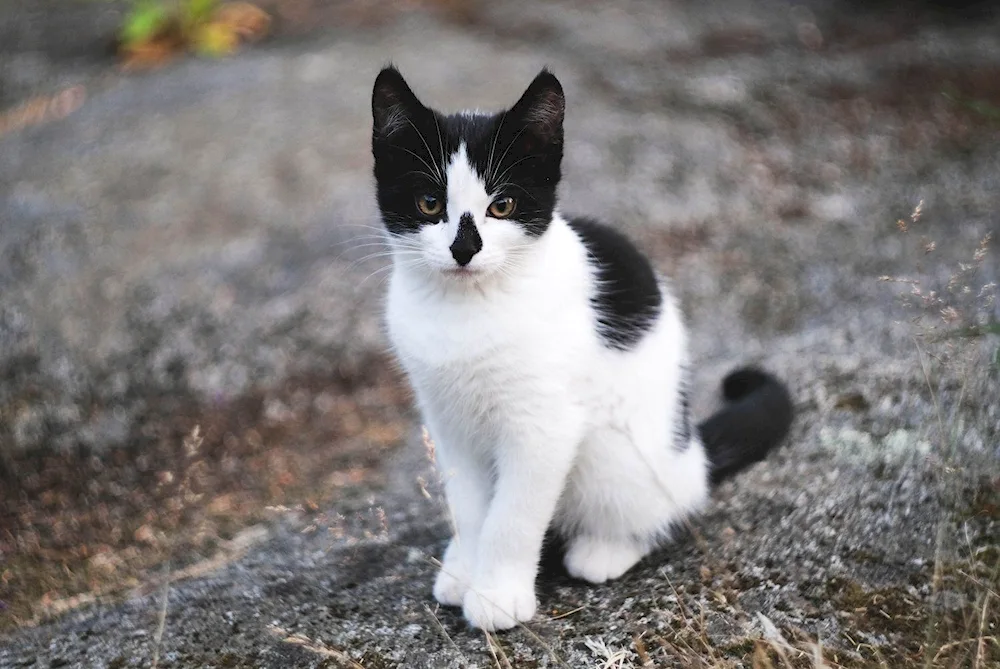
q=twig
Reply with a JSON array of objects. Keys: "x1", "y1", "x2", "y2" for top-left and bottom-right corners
[
  {"x1": 150, "y1": 562, "x2": 171, "y2": 669},
  {"x1": 484, "y1": 629, "x2": 514, "y2": 669},
  {"x1": 423, "y1": 602, "x2": 470, "y2": 665},
  {"x1": 483, "y1": 629, "x2": 503, "y2": 669},
  {"x1": 633, "y1": 633, "x2": 652, "y2": 667},
  {"x1": 931, "y1": 635, "x2": 999, "y2": 664},
  {"x1": 957, "y1": 569, "x2": 1000, "y2": 600},
  {"x1": 912, "y1": 336, "x2": 947, "y2": 450},
  {"x1": 548, "y1": 604, "x2": 587, "y2": 620},
  {"x1": 266, "y1": 624, "x2": 364, "y2": 668},
  {"x1": 974, "y1": 593, "x2": 991, "y2": 669},
  {"x1": 421, "y1": 554, "x2": 571, "y2": 668}
]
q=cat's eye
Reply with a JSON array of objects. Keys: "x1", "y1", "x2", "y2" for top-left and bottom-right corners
[
  {"x1": 416, "y1": 194, "x2": 443, "y2": 217},
  {"x1": 488, "y1": 196, "x2": 516, "y2": 219}
]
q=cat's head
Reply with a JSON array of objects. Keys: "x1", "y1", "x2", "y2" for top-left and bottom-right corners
[{"x1": 371, "y1": 66, "x2": 564, "y2": 280}]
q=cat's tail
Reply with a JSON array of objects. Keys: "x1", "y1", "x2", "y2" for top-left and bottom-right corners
[{"x1": 697, "y1": 367, "x2": 793, "y2": 486}]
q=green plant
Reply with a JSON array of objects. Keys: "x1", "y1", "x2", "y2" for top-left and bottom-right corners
[
  {"x1": 942, "y1": 90, "x2": 1000, "y2": 123},
  {"x1": 120, "y1": 0, "x2": 172, "y2": 47},
  {"x1": 117, "y1": 0, "x2": 270, "y2": 67}
]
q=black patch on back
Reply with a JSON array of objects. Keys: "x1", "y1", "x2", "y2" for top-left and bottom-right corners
[{"x1": 567, "y1": 217, "x2": 662, "y2": 351}]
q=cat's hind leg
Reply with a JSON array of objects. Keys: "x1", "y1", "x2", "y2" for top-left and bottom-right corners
[
  {"x1": 557, "y1": 429, "x2": 710, "y2": 583},
  {"x1": 562, "y1": 534, "x2": 649, "y2": 583}
]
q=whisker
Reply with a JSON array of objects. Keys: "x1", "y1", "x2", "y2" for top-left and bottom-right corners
[
  {"x1": 355, "y1": 254, "x2": 432, "y2": 289},
  {"x1": 395, "y1": 146, "x2": 444, "y2": 186},
  {"x1": 357, "y1": 264, "x2": 396, "y2": 289},
  {"x1": 404, "y1": 117, "x2": 444, "y2": 184},
  {"x1": 402, "y1": 169, "x2": 442, "y2": 183},
  {"x1": 345, "y1": 253, "x2": 415, "y2": 273},
  {"x1": 338, "y1": 223, "x2": 391, "y2": 234},
  {"x1": 334, "y1": 239, "x2": 423, "y2": 259},
  {"x1": 490, "y1": 154, "x2": 544, "y2": 190},
  {"x1": 488, "y1": 182, "x2": 531, "y2": 197},
  {"x1": 433, "y1": 114, "x2": 447, "y2": 178},
  {"x1": 489, "y1": 126, "x2": 530, "y2": 190},
  {"x1": 486, "y1": 111, "x2": 509, "y2": 185}
]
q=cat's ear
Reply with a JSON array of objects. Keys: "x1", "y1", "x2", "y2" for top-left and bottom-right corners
[
  {"x1": 509, "y1": 69, "x2": 565, "y2": 145},
  {"x1": 372, "y1": 66, "x2": 426, "y2": 140}
]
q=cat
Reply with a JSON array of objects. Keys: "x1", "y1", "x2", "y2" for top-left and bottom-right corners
[{"x1": 370, "y1": 66, "x2": 793, "y2": 632}]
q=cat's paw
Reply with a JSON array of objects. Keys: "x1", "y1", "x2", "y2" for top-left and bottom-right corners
[
  {"x1": 433, "y1": 561, "x2": 471, "y2": 607},
  {"x1": 462, "y1": 580, "x2": 536, "y2": 631},
  {"x1": 564, "y1": 536, "x2": 646, "y2": 584}
]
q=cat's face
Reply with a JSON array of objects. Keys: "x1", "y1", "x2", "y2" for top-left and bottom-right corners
[{"x1": 372, "y1": 67, "x2": 564, "y2": 280}]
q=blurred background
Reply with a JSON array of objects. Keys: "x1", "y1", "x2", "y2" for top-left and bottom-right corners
[{"x1": 1, "y1": 0, "x2": 998, "y2": 664}]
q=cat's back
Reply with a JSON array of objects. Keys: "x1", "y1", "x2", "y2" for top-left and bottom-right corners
[{"x1": 564, "y1": 216, "x2": 664, "y2": 353}]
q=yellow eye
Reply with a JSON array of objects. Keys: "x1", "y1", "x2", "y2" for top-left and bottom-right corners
[
  {"x1": 416, "y1": 194, "x2": 443, "y2": 216},
  {"x1": 488, "y1": 196, "x2": 516, "y2": 219}
]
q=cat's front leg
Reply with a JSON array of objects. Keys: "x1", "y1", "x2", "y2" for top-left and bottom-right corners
[
  {"x1": 431, "y1": 433, "x2": 491, "y2": 607},
  {"x1": 462, "y1": 413, "x2": 583, "y2": 631}
]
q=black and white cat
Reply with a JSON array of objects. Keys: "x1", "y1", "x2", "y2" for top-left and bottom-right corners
[{"x1": 371, "y1": 67, "x2": 793, "y2": 631}]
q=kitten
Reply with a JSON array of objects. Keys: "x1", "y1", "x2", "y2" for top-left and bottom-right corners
[{"x1": 371, "y1": 67, "x2": 793, "y2": 631}]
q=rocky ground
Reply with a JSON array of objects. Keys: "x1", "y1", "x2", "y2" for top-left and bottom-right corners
[{"x1": 1, "y1": 0, "x2": 998, "y2": 667}]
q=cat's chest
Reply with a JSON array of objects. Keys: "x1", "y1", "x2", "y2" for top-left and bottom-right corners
[{"x1": 385, "y1": 276, "x2": 589, "y2": 370}]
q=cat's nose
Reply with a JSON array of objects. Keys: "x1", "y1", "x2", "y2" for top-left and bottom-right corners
[{"x1": 450, "y1": 213, "x2": 483, "y2": 266}]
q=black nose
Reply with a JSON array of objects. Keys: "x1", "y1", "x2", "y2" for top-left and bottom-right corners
[{"x1": 450, "y1": 213, "x2": 482, "y2": 266}]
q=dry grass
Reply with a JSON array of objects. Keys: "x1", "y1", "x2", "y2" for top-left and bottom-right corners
[
  {"x1": 408, "y1": 437, "x2": 862, "y2": 669},
  {"x1": 0, "y1": 85, "x2": 86, "y2": 139},
  {"x1": 878, "y1": 201, "x2": 999, "y2": 669},
  {"x1": 585, "y1": 201, "x2": 1000, "y2": 669},
  {"x1": 267, "y1": 623, "x2": 365, "y2": 667},
  {"x1": 0, "y1": 355, "x2": 410, "y2": 634},
  {"x1": 396, "y1": 237, "x2": 998, "y2": 667}
]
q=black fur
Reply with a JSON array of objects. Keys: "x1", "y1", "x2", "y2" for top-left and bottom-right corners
[
  {"x1": 372, "y1": 66, "x2": 564, "y2": 239},
  {"x1": 699, "y1": 368, "x2": 794, "y2": 485},
  {"x1": 566, "y1": 217, "x2": 663, "y2": 351},
  {"x1": 674, "y1": 373, "x2": 693, "y2": 450}
]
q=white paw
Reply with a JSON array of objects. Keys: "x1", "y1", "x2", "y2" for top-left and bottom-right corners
[
  {"x1": 564, "y1": 536, "x2": 646, "y2": 584},
  {"x1": 433, "y1": 562, "x2": 471, "y2": 607},
  {"x1": 462, "y1": 580, "x2": 537, "y2": 631},
  {"x1": 433, "y1": 540, "x2": 472, "y2": 607}
]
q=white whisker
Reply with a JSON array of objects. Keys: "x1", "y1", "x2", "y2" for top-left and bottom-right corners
[
  {"x1": 486, "y1": 111, "x2": 509, "y2": 186},
  {"x1": 405, "y1": 116, "x2": 445, "y2": 184},
  {"x1": 489, "y1": 126, "x2": 530, "y2": 190}
]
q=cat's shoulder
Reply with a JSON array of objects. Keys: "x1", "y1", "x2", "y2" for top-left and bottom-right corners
[{"x1": 564, "y1": 216, "x2": 663, "y2": 351}]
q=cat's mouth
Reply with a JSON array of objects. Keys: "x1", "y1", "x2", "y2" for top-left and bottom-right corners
[{"x1": 442, "y1": 266, "x2": 482, "y2": 277}]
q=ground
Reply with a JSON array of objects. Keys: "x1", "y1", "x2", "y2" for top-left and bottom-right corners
[{"x1": 0, "y1": 0, "x2": 998, "y2": 667}]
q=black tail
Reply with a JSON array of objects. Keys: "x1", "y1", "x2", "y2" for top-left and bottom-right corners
[{"x1": 698, "y1": 367, "x2": 793, "y2": 486}]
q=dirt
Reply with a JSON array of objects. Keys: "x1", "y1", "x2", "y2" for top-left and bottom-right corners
[{"x1": 0, "y1": 354, "x2": 410, "y2": 633}]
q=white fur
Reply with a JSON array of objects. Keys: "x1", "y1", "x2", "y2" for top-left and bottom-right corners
[{"x1": 384, "y1": 148, "x2": 709, "y2": 631}]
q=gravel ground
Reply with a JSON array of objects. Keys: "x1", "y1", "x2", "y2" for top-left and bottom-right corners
[{"x1": 1, "y1": 0, "x2": 998, "y2": 666}]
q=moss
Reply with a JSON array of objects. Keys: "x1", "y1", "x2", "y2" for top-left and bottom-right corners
[
  {"x1": 960, "y1": 475, "x2": 1000, "y2": 521},
  {"x1": 827, "y1": 577, "x2": 927, "y2": 636},
  {"x1": 844, "y1": 548, "x2": 885, "y2": 565},
  {"x1": 509, "y1": 655, "x2": 540, "y2": 668},
  {"x1": 718, "y1": 637, "x2": 756, "y2": 658},
  {"x1": 357, "y1": 650, "x2": 399, "y2": 669},
  {"x1": 822, "y1": 549, "x2": 1000, "y2": 669},
  {"x1": 187, "y1": 653, "x2": 259, "y2": 668}
]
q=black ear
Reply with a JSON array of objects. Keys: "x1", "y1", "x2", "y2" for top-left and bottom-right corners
[
  {"x1": 372, "y1": 66, "x2": 426, "y2": 139},
  {"x1": 509, "y1": 69, "x2": 565, "y2": 144}
]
